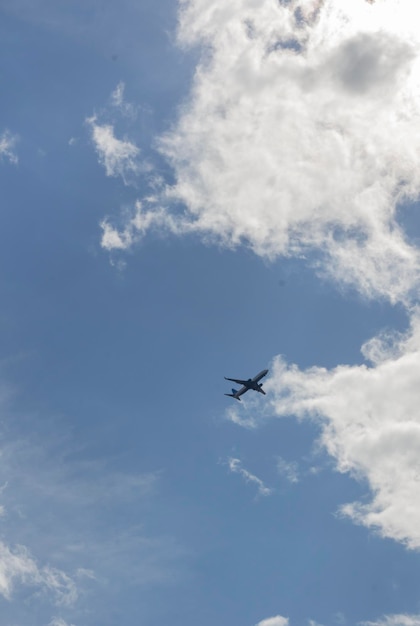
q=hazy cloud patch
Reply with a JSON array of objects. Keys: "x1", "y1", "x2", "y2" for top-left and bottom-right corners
[
  {"x1": 0, "y1": 423, "x2": 188, "y2": 624},
  {"x1": 0, "y1": 130, "x2": 18, "y2": 164},
  {"x1": 362, "y1": 615, "x2": 420, "y2": 626},
  {"x1": 110, "y1": 81, "x2": 137, "y2": 119},
  {"x1": 277, "y1": 456, "x2": 299, "y2": 483},
  {"x1": 49, "y1": 619, "x2": 76, "y2": 626}
]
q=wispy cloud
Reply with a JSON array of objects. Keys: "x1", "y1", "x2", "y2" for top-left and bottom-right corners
[
  {"x1": 0, "y1": 130, "x2": 18, "y2": 164},
  {"x1": 227, "y1": 457, "x2": 272, "y2": 497},
  {"x1": 87, "y1": 117, "x2": 149, "y2": 185},
  {"x1": 0, "y1": 541, "x2": 77, "y2": 606},
  {"x1": 110, "y1": 82, "x2": 137, "y2": 119},
  {"x1": 100, "y1": 200, "x2": 173, "y2": 251},
  {"x1": 362, "y1": 615, "x2": 420, "y2": 626},
  {"x1": 0, "y1": 417, "x2": 187, "y2": 625},
  {"x1": 277, "y1": 456, "x2": 299, "y2": 484}
]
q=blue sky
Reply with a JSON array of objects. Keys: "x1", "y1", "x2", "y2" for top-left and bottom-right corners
[{"x1": 1, "y1": 1, "x2": 420, "y2": 626}]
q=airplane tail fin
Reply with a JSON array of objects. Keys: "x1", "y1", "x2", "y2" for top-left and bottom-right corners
[{"x1": 224, "y1": 389, "x2": 241, "y2": 401}]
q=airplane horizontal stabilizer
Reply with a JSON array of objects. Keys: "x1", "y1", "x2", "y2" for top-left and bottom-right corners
[{"x1": 224, "y1": 393, "x2": 241, "y2": 401}]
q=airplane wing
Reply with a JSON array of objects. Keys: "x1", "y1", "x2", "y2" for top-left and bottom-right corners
[
  {"x1": 224, "y1": 376, "x2": 249, "y2": 385},
  {"x1": 252, "y1": 369, "x2": 269, "y2": 383}
]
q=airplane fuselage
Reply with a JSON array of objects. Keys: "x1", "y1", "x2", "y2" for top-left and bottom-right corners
[{"x1": 224, "y1": 368, "x2": 269, "y2": 400}]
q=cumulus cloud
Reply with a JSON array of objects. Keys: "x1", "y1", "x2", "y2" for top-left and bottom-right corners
[
  {"x1": 87, "y1": 117, "x2": 148, "y2": 185},
  {"x1": 96, "y1": 0, "x2": 420, "y2": 560},
  {"x1": 101, "y1": 0, "x2": 420, "y2": 303},
  {"x1": 256, "y1": 616, "x2": 289, "y2": 626},
  {"x1": 227, "y1": 457, "x2": 272, "y2": 496},
  {"x1": 0, "y1": 130, "x2": 18, "y2": 164},
  {"x1": 230, "y1": 312, "x2": 420, "y2": 549}
]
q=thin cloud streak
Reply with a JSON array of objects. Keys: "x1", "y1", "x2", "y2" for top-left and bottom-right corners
[
  {"x1": 227, "y1": 457, "x2": 273, "y2": 497},
  {"x1": 362, "y1": 615, "x2": 420, "y2": 626}
]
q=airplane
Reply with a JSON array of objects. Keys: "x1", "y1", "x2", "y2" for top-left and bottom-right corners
[{"x1": 224, "y1": 369, "x2": 269, "y2": 401}]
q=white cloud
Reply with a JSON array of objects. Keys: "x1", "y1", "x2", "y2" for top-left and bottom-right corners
[
  {"x1": 233, "y1": 311, "x2": 420, "y2": 549},
  {"x1": 256, "y1": 616, "x2": 289, "y2": 626},
  {"x1": 0, "y1": 130, "x2": 18, "y2": 164},
  {"x1": 277, "y1": 456, "x2": 299, "y2": 483},
  {"x1": 0, "y1": 541, "x2": 38, "y2": 600},
  {"x1": 227, "y1": 457, "x2": 272, "y2": 496},
  {"x1": 102, "y1": 0, "x2": 420, "y2": 303},
  {"x1": 100, "y1": 200, "x2": 172, "y2": 251},
  {"x1": 0, "y1": 541, "x2": 77, "y2": 606},
  {"x1": 87, "y1": 117, "x2": 148, "y2": 185}
]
